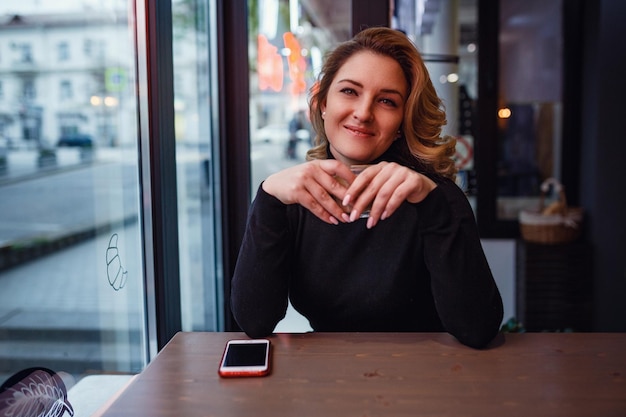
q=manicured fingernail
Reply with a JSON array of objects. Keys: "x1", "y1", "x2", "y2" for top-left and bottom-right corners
[
  {"x1": 349, "y1": 210, "x2": 358, "y2": 222},
  {"x1": 341, "y1": 213, "x2": 351, "y2": 222},
  {"x1": 342, "y1": 194, "x2": 351, "y2": 207},
  {"x1": 330, "y1": 216, "x2": 339, "y2": 225},
  {"x1": 381, "y1": 211, "x2": 389, "y2": 220},
  {"x1": 366, "y1": 217, "x2": 375, "y2": 229}
]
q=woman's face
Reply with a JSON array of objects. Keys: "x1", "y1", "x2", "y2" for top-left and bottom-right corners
[{"x1": 321, "y1": 51, "x2": 407, "y2": 166}]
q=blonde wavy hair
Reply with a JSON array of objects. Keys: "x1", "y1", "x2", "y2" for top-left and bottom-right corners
[{"x1": 306, "y1": 27, "x2": 457, "y2": 180}]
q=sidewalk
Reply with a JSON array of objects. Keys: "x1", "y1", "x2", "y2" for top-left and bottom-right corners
[
  {"x1": 0, "y1": 147, "x2": 135, "y2": 269},
  {"x1": 1, "y1": 147, "x2": 99, "y2": 185}
]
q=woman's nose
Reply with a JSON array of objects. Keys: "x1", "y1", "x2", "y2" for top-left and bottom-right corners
[{"x1": 353, "y1": 99, "x2": 374, "y2": 122}]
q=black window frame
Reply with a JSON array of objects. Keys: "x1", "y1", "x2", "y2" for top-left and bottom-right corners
[
  {"x1": 475, "y1": 0, "x2": 584, "y2": 238},
  {"x1": 136, "y1": 0, "x2": 182, "y2": 350}
]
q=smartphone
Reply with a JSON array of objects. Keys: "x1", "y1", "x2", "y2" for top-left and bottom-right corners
[{"x1": 218, "y1": 339, "x2": 271, "y2": 378}]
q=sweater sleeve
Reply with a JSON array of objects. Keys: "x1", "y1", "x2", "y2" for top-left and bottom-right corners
[
  {"x1": 231, "y1": 185, "x2": 292, "y2": 338},
  {"x1": 417, "y1": 180, "x2": 503, "y2": 348}
]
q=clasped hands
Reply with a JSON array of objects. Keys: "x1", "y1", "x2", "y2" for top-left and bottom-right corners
[{"x1": 262, "y1": 160, "x2": 437, "y2": 229}]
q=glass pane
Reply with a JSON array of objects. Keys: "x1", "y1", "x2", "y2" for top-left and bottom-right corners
[
  {"x1": 172, "y1": 0, "x2": 221, "y2": 331},
  {"x1": 248, "y1": 0, "x2": 351, "y2": 331},
  {"x1": 393, "y1": 0, "x2": 479, "y2": 205},
  {"x1": 0, "y1": 0, "x2": 146, "y2": 396},
  {"x1": 497, "y1": 0, "x2": 563, "y2": 220},
  {"x1": 249, "y1": 0, "x2": 351, "y2": 194}
]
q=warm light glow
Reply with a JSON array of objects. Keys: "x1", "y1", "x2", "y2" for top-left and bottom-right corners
[
  {"x1": 90, "y1": 95, "x2": 102, "y2": 106},
  {"x1": 439, "y1": 73, "x2": 459, "y2": 84},
  {"x1": 104, "y1": 96, "x2": 118, "y2": 107},
  {"x1": 498, "y1": 108, "x2": 512, "y2": 119}
]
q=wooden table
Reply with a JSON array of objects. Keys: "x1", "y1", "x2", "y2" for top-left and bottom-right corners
[{"x1": 99, "y1": 332, "x2": 626, "y2": 416}]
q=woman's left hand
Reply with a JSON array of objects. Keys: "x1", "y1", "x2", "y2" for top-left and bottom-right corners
[{"x1": 342, "y1": 162, "x2": 437, "y2": 228}]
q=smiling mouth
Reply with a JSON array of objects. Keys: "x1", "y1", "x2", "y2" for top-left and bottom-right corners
[{"x1": 345, "y1": 125, "x2": 374, "y2": 137}]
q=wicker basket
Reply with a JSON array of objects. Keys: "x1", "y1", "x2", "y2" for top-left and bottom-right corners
[{"x1": 519, "y1": 178, "x2": 583, "y2": 245}]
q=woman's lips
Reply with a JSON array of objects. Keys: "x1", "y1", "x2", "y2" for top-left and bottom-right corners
[{"x1": 344, "y1": 124, "x2": 374, "y2": 137}]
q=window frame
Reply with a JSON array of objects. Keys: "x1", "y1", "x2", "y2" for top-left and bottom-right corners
[
  {"x1": 475, "y1": 0, "x2": 584, "y2": 238},
  {"x1": 135, "y1": 0, "x2": 182, "y2": 352}
]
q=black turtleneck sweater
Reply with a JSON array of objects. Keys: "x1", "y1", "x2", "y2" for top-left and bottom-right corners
[{"x1": 231, "y1": 146, "x2": 503, "y2": 349}]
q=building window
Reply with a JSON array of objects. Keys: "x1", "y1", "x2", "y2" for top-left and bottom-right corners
[
  {"x1": 23, "y1": 79, "x2": 36, "y2": 100},
  {"x1": 84, "y1": 39, "x2": 92, "y2": 56},
  {"x1": 60, "y1": 80, "x2": 73, "y2": 100},
  {"x1": 18, "y1": 43, "x2": 33, "y2": 63},
  {"x1": 58, "y1": 41, "x2": 70, "y2": 61},
  {"x1": 84, "y1": 38, "x2": 105, "y2": 59}
]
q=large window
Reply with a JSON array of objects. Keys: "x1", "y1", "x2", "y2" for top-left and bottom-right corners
[
  {"x1": 0, "y1": 0, "x2": 148, "y2": 387},
  {"x1": 495, "y1": 0, "x2": 564, "y2": 221},
  {"x1": 172, "y1": 0, "x2": 222, "y2": 332},
  {"x1": 0, "y1": 0, "x2": 223, "y2": 405},
  {"x1": 475, "y1": 0, "x2": 581, "y2": 237}
]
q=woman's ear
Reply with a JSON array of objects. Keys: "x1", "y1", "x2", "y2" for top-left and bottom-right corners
[{"x1": 319, "y1": 102, "x2": 327, "y2": 119}]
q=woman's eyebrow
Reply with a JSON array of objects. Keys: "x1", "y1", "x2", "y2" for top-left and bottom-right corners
[{"x1": 337, "y1": 78, "x2": 405, "y2": 99}]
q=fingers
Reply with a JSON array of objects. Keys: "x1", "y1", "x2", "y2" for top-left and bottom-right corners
[
  {"x1": 342, "y1": 163, "x2": 387, "y2": 222},
  {"x1": 366, "y1": 174, "x2": 413, "y2": 228},
  {"x1": 261, "y1": 160, "x2": 435, "y2": 227},
  {"x1": 305, "y1": 161, "x2": 356, "y2": 223},
  {"x1": 343, "y1": 162, "x2": 435, "y2": 228},
  {"x1": 262, "y1": 160, "x2": 355, "y2": 225},
  {"x1": 300, "y1": 176, "x2": 348, "y2": 225}
]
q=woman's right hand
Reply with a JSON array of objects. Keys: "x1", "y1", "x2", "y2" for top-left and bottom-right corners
[{"x1": 262, "y1": 160, "x2": 356, "y2": 225}]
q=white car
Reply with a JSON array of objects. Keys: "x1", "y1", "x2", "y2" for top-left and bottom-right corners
[
  {"x1": 251, "y1": 124, "x2": 310, "y2": 145},
  {"x1": 250, "y1": 124, "x2": 290, "y2": 145}
]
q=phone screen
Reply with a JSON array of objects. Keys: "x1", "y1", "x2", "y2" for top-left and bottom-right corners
[
  {"x1": 223, "y1": 342, "x2": 267, "y2": 366},
  {"x1": 219, "y1": 339, "x2": 270, "y2": 377}
]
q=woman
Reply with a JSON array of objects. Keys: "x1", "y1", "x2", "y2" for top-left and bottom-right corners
[{"x1": 232, "y1": 27, "x2": 503, "y2": 349}]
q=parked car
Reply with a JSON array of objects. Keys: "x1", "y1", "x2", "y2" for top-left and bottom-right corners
[
  {"x1": 0, "y1": 136, "x2": 8, "y2": 175},
  {"x1": 57, "y1": 134, "x2": 94, "y2": 148},
  {"x1": 250, "y1": 124, "x2": 290, "y2": 145},
  {"x1": 250, "y1": 124, "x2": 310, "y2": 145},
  {"x1": 57, "y1": 134, "x2": 95, "y2": 163}
]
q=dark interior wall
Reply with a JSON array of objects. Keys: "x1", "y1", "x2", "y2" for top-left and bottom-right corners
[{"x1": 580, "y1": 0, "x2": 626, "y2": 331}]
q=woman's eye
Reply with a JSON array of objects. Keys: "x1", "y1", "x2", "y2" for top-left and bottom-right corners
[
  {"x1": 380, "y1": 98, "x2": 397, "y2": 107},
  {"x1": 340, "y1": 88, "x2": 356, "y2": 95}
]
